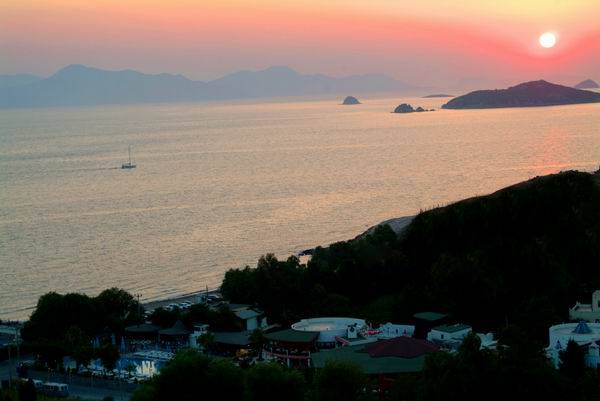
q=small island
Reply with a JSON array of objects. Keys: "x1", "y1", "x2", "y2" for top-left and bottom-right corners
[
  {"x1": 342, "y1": 96, "x2": 361, "y2": 105},
  {"x1": 442, "y1": 80, "x2": 600, "y2": 109},
  {"x1": 393, "y1": 103, "x2": 431, "y2": 113},
  {"x1": 423, "y1": 94, "x2": 453, "y2": 98},
  {"x1": 574, "y1": 79, "x2": 599, "y2": 90}
]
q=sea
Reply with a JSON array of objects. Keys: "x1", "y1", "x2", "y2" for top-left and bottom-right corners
[{"x1": 1, "y1": 95, "x2": 599, "y2": 320}]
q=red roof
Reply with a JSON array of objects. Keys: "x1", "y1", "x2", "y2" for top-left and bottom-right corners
[{"x1": 361, "y1": 337, "x2": 439, "y2": 359}]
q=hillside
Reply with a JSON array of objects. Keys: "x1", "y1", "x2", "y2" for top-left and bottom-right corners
[
  {"x1": 397, "y1": 170, "x2": 600, "y2": 334},
  {"x1": 442, "y1": 80, "x2": 600, "y2": 109},
  {"x1": 222, "y1": 170, "x2": 600, "y2": 341},
  {"x1": 574, "y1": 79, "x2": 599, "y2": 89},
  {"x1": 0, "y1": 65, "x2": 206, "y2": 108},
  {"x1": 0, "y1": 64, "x2": 414, "y2": 108},
  {"x1": 423, "y1": 93, "x2": 452, "y2": 98}
]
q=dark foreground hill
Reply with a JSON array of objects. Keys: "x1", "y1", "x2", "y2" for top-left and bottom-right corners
[
  {"x1": 222, "y1": 170, "x2": 600, "y2": 341},
  {"x1": 442, "y1": 80, "x2": 600, "y2": 109}
]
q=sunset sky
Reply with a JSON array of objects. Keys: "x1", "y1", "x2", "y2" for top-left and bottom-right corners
[{"x1": 2, "y1": 0, "x2": 599, "y2": 87}]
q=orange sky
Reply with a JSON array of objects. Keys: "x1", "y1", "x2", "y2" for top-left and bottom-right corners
[{"x1": 1, "y1": 0, "x2": 599, "y2": 87}]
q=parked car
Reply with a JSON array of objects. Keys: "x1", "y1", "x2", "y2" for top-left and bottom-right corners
[
  {"x1": 206, "y1": 295, "x2": 222, "y2": 304},
  {"x1": 40, "y1": 382, "x2": 69, "y2": 398}
]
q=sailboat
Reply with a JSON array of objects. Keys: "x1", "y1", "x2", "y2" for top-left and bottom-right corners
[{"x1": 121, "y1": 146, "x2": 137, "y2": 169}]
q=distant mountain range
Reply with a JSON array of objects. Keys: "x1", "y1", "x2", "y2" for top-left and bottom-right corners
[
  {"x1": 574, "y1": 79, "x2": 599, "y2": 89},
  {"x1": 0, "y1": 65, "x2": 415, "y2": 108},
  {"x1": 0, "y1": 74, "x2": 41, "y2": 89},
  {"x1": 442, "y1": 80, "x2": 600, "y2": 109}
]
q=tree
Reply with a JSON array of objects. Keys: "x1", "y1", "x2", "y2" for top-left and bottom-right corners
[
  {"x1": 0, "y1": 390, "x2": 14, "y2": 401},
  {"x1": 72, "y1": 344, "x2": 94, "y2": 371},
  {"x1": 96, "y1": 288, "x2": 143, "y2": 330},
  {"x1": 17, "y1": 379, "x2": 37, "y2": 401},
  {"x1": 98, "y1": 344, "x2": 119, "y2": 373},
  {"x1": 249, "y1": 329, "x2": 265, "y2": 356},
  {"x1": 244, "y1": 363, "x2": 306, "y2": 401},
  {"x1": 197, "y1": 333, "x2": 215, "y2": 355},
  {"x1": 208, "y1": 360, "x2": 244, "y2": 400},
  {"x1": 150, "y1": 308, "x2": 179, "y2": 328},
  {"x1": 124, "y1": 363, "x2": 137, "y2": 378},
  {"x1": 64, "y1": 325, "x2": 93, "y2": 370},
  {"x1": 131, "y1": 351, "x2": 244, "y2": 401},
  {"x1": 559, "y1": 340, "x2": 586, "y2": 380},
  {"x1": 313, "y1": 361, "x2": 367, "y2": 401},
  {"x1": 22, "y1": 288, "x2": 140, "y2": 370}
]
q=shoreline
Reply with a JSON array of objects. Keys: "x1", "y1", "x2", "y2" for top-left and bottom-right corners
[
  {"x1": 142, "y1": 288, "x2": 221, "y2": 312},
  {"x1": 142, "y1": 217, "x2": 415, "y2": 312},
  {"x1": 5, "y1": 215, "x2": 415, "y2": 321}
]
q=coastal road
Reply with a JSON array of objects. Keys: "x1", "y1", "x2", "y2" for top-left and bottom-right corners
[{"x1": 0, "y1": 359, "x2": 134, "y2": 400}]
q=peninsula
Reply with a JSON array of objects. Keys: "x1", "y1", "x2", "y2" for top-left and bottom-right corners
[{"x1": 442, "y1": 80, "x2": 600, "y2": 109}]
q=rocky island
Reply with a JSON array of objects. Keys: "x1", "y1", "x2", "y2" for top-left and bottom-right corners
[
  {"x1": 393, "y1": 103, "x2": 431, "y2": 113},
  {"x1": 574, "y1": 79, "x2": 600, "y2": 90},
  {"x1": 442, "y1": 80, "x2": 600, "y2": 109},
  {"x1": 342, "y1": 95, "x2": 361, "y2": 105}
]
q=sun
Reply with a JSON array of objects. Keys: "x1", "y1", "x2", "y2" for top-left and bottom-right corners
[{"x1": 539, "y1": 32, "x2": 557, "y2": 48}]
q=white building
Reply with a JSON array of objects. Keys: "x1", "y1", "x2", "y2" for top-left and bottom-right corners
[
  {"x1": 425, "y1": 323, "x2": 496, "y2": 351},
  {"x1": 376, "y1": 323, "x2": 415, "y2": 339},
  {"x1": 427, "y1": 323, "x2": 472, "y2": 343},
  {"x1": 547, "y1": 321, "x2": 600, "y2": 368},
  {"x1": 292, "y1": 317, "x2": 367, "y2": 346},
  {"x1": 569, "y1": 290, "x2": 600, "y2": 322},
  {"x1": 189, "y1": 324, "x2": 210, "y2": 349}
]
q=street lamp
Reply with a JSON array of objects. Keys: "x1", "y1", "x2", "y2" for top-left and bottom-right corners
[{"x1": 134, "y1": 293, "x2": 143, "y2": 319}]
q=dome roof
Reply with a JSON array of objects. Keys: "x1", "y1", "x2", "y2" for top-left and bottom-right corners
[{"x1": 572, "y1": 321, "x2": 592, "y2": 334}]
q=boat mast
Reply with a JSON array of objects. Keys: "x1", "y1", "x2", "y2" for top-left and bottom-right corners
[{"x1": 128, "y1": 146, "x2": 132, "y2": 165}]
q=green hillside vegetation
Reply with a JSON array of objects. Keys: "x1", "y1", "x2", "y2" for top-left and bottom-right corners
[
  {"x1": 222, "y1": 170, "x2": 600, "y2": 343},
  {"x1": 20, "y1": 288, "x2": 143, "y2": 368},
  {"x1": 129, "y1": 334, "x2": 589, "y2": 401},
  {"x1": 130, "y1": 350, "x2": 373, "y2": 401}
]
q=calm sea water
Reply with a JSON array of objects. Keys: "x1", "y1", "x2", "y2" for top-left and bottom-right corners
[{"x1": 1, "y1": 96, "x2": 600, "y2": 320}]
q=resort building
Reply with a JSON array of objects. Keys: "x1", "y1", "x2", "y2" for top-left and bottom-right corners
[
  {"x1": 291, "y1": 317, "x2": 367, "y2": 348},
  {"x1": 312, "y1": 336, "x2": 439, "y2": 373},
  {"x1": 262, "y1": 317, "x2": 420, "y2": 367},
  {"x1": 427, "y1": 323, "x2": 472, "y2": 341},
  {"x1": 547, "y1": 321, "x2": 600, "y2": 368},
  {"x1": 158, "y1": 320, "x2": 190, "y2": 348},
  {"x1": 230, "y1": 305, "x2": 268, "y2": 331},
  {"x1": 569, "y1": 290, "x2": 600, "y2": 322},
  {"x1": 312, "y1": 336, "x2": 439, "y2": 397},
  {"x1": 425, "y1": 323, "x2": 497, "y2": 351},
  {"x1": 377, "y1": 323, "x2": 415, "y2": 339},
  {"x1": 263, "y1": 329, "x2": 319, "y2": 367},
  {"x1": 212, "y1": 331, "x2": 252, "y2": 355},
  {"x1": 189, "y1": 324, "x2": 209, "y2": 349}
]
